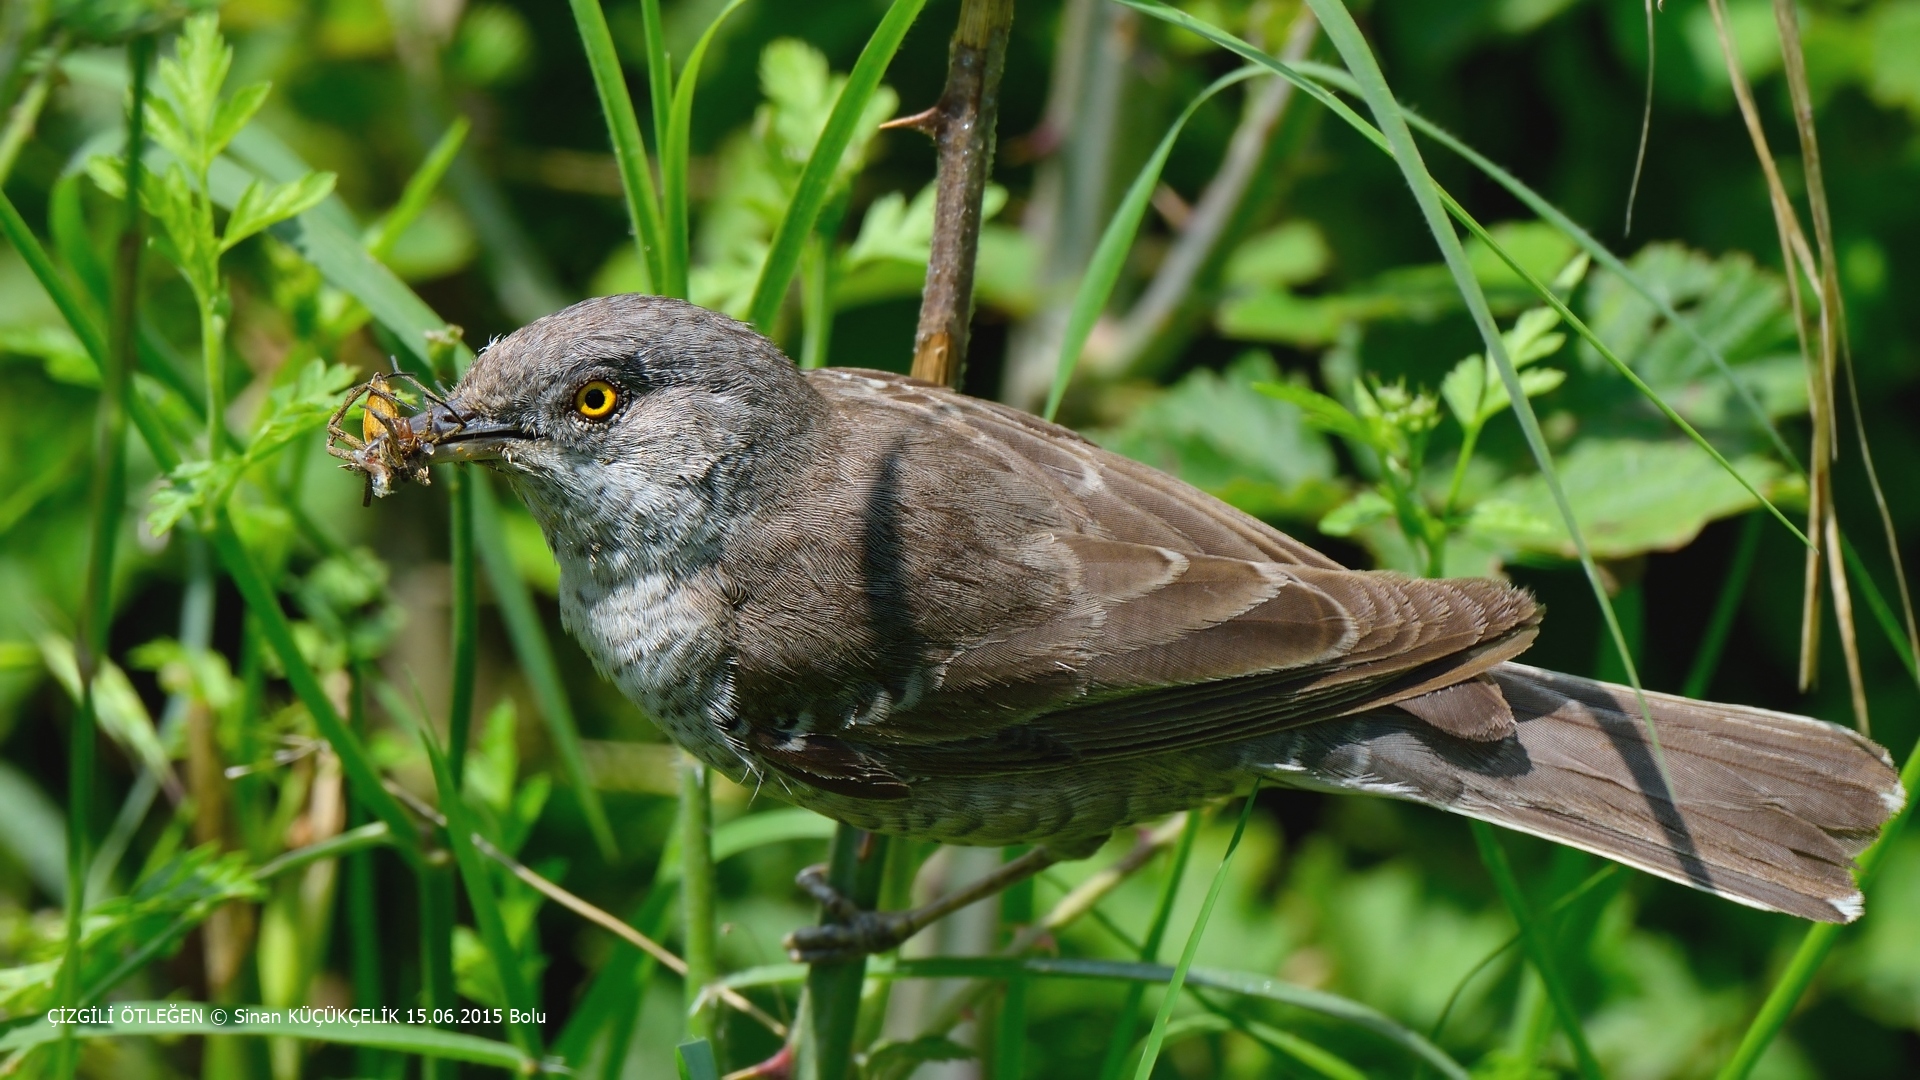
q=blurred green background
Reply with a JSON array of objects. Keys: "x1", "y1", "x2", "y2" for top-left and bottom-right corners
[{"x1": 1, "y1": 0, "x2": 1917, "y2": 1076}]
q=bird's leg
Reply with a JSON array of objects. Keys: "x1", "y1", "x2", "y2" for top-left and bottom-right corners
[{"x1": 784, "y1": 845, "x2": 1061, "y2": 963}]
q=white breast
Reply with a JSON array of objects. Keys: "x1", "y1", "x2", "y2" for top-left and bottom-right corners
[{"x1": 555, "y1": 550, "x2": 741, "y2": 772}]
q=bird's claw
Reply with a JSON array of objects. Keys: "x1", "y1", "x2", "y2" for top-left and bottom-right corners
[{"x1": 784, "y1": 864, "x2": 916, "y2": 962}]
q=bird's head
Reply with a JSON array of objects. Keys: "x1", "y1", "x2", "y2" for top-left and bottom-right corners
[{"x1": 425, "y1": 294, "x2": 824, "y2": 568}]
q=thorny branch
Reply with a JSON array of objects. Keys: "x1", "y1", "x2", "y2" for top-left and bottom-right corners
[{"x1": 896, "y1": 0, "x2": 1016, "y2": 389}]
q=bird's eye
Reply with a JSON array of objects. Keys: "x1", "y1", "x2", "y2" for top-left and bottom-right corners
[{"x1": 573, "y1": 380, "x2": 618, "y2": 420}]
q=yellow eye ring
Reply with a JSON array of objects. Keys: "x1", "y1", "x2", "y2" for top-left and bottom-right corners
[{"x1": 574, "y1": 380, "x2": 618, "y2": 419}]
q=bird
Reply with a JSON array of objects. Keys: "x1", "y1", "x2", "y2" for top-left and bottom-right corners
[{"x1": 409, "y1": 293, "x2": 1901, "y2": 960}]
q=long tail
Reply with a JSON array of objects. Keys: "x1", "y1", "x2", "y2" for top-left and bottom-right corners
[{"x1": 1257, "y1": 662, "x2": 1903, "y2": 922}]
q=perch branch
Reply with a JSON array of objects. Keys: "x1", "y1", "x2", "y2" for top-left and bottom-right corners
[{"x1": 909, "y1": 0, "x2": 1016, "y2": 388}]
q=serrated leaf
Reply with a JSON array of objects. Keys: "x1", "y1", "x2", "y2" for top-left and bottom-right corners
[
  {"x1": 143, "y1": 94, "x2": 193, "y2": 173},
  {"x1": 222, "y1": 172, "x2": 337, "y2": 252},
  {"x1": 1253, "y1": 379, "x2": 1373, "y2": 446},
  {"x1": 248, "y1": 358, "x2": 355, "y2": 455},
  {"x1": 208, "y1": 80, "x2": 270, "y2": 157},
  {"x1": 1517, "y1": 366, "x2": 1565, "y2": 400},
  {"x1": 1491, "y1": 438, "x2": 1787, "y2": 559},
  {"x1": 1093, "y1": 353, "x2": 1343, "y2": 522},
  {"x1": 146, "y1": 457, "x2": 246, "y2": 537},
  {"x1": 1579, "y1": 242, "x2": 1803, "y2": 426}
]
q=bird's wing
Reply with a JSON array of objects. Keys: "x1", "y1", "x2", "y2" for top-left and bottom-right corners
[{"x1": 729, "y1": 369, "x2": 1537, "y2": 792}]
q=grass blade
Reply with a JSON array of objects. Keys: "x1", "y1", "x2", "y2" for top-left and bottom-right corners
[
  {"x1": 569, "y1": 0, "x2": 666, "y2": 292},
  {"x1": 1097, "y1": 811, "x2": 1202, "y2": 1080},
  {"x1": 1133, "y1": 786, "x2": 1260, "y2": 1080},
  {"x1": 746, "y1": 0, "x2": 929, "y2": 332},
  {"x1": 1470, "y1": 821, "x2": 1602, "y2": 1080},
  {"x1": 470, "y1": 473, "x2": 618, "y2": 859},
  {"x1": 365, "y1": 116, "x2": 468, "y2": 260},
  {"x1": 662, "y1": 0, "x2": 754, "y2": 300},
  {"x1": 1043, "y1": 66, "x2": 1259, "y2": 422},
  {"x1": 1683, "y1": 513, "x2": 1765, "y2": 698},
  {"x1": 420, "y1": 725, "x2": 544, "y2": 1056}
]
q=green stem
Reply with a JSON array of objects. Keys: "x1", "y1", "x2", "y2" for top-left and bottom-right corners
[
  {"x1": 993, "y1": 846, "x2": 1035, "y2": 1079},
  {"x1": 345, "y1": 667, "x2": 386, "y2": 1080},
  {"x1": 470, "y1": 474, "x2": 618, "y2": 859},
  {"x1": 1469, "y1": 821, "x2": 1602, "y2": 1080},
  {"x1": 424, "y1": 732, "x2": 543, "y2": 1056},
  {"x1": 55, "y1": 38, "x2": 150, "y2": 1079},
  {"x1": 800, "y1": 825, "x2": 891, "y2": 1080},
  {"x1": 447, "y1": 469, "x2": 477, "y2": 784},
  {"x1": 679, "y1": 753, "x2": 718, "y2": 1043},
  {"x1": 799, "y1": 232, "x2": 832, "y2": 369},
  {"x1": 419, "y1": 864, "x2": 459, "y2": 1080},
  {"x1": 200, "y1": 298, "x2": 227, "y2": 458},
  {"x1": 1442, "y1": 420, "x2": 1483, "y2": 522}
]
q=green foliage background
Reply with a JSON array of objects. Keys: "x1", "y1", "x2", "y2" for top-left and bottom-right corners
[{"x1": 0, "y1": 0, "x2": 1916, "y2": 1076}]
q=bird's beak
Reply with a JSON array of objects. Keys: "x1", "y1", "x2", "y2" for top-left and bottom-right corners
[{"x1": 418, "y1": 400, "x2": 528, "y2": 463}]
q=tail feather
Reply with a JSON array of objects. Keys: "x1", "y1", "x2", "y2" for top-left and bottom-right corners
[{"x1": 1256, "y1": 662, "x2": 1902, "y2": 923}]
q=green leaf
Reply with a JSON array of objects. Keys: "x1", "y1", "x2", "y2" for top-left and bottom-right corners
[
  {"x1": 421, "y1": 725, "x2": 543, "y2": 1055},
  {"x1": 249, "y1": 358, "x2": 356, "y2": 456},
  {"x1": 746, "y1": 0, "x2": 929, "y2": 330},
  {"x1": 1092, "y1": 352, "x2": 1343, "y2": 522},
  {"x1": 222, "y1": 172, "x2": 338, "y2": 252},
  {"x1": 1489, "y1": 438, "x2": 1789, "y2": 560},
  {"x1": 1223, "y1": 220, "x2": 1332, "y2": 289},
  {"x1": 207, "y1": 81, "x2": 270, "y2": 159},
  {"x1": 1580, "y1": 243, "x2": 1805, "y2": 427},
  {"x1": 1253, "y1": 379, "x2": 1373, "y2": 447},
  {"x1": 1045, "y1": 66, "x2": 1260, "y2": 420},
  {"x1": 661, "y1": 0, "x2": 756, "y2": 299},
  {"x1": 1318, "y1": 490, "x2": 1393, "y2": 537},
  {"x1": 0, "y1": 762, "x2": 67, "y2": 902}
]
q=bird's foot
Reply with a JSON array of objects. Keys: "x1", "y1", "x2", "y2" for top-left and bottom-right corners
[{"x1": 783, "y1": 864, "x2": 919, "y2": 963}]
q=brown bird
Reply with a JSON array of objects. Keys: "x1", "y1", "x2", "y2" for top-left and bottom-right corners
[{"x1": 411, "y1": 294, "x2": 1900, "y2": 960}]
